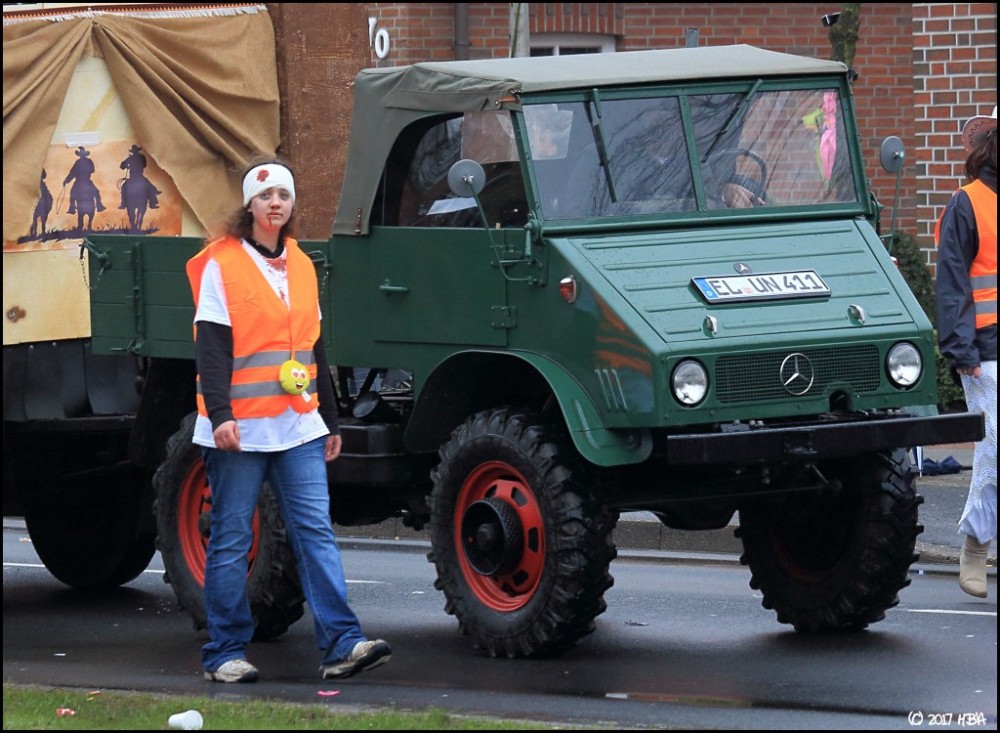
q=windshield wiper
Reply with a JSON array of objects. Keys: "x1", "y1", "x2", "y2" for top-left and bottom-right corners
[
  {"x1": 701, "y1": 78, "x2": 764, "y2": 162},
  {"x1": 586, "y1": 89, "x2": 618, "y2": 202}
]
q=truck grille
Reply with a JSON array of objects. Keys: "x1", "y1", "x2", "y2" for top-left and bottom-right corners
[{"x1": 715, "y1": 345, "x2": 881, "y2": 404}]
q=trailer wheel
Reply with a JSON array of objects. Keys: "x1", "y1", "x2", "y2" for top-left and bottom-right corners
[
  {"x1": 427, "y1": 407, "x2": 616, "y2": 658},
  {"x1": 152, "y1": 413, "x2": 304, "y2": 640},
  {"x1": 737, "y1": 449, "x2": 921, "y2": 632},
  {"x1": 24, "y1": 462, "x2": 155, "y2": 589}
]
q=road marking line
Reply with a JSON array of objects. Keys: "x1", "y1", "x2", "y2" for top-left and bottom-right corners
[
  {"x1": 3, "y1": 561, "x2": 384, "y2": 584},
  {"x1": 906, "y1": 609, "x2": 996, "y2": 617}
]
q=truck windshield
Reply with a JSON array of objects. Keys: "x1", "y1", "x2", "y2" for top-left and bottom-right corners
[{"x1": 524, "y1": 88, "x2": 857, "y2": 220}]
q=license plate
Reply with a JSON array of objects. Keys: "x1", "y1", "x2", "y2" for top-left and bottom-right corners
[{"x1": 692, "y1": 270, "x2": 831, "y2": 303}]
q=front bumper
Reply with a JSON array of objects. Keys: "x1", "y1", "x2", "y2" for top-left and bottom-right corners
[{"x1": 664, "y1": 412, "x2": 984, "y2": 466}]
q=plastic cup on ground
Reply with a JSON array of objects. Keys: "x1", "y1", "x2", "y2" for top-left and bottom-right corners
[{"x1": 168, "y1": 710, "x2": 203, "y2": 730}]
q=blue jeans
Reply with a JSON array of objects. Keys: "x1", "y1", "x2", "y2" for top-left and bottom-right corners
[{"x1": 200, "y1": 438, "x2": 366, "y2": 672}]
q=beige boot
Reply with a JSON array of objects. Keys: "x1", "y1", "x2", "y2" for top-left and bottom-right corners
[{"x1": 959, "y1": 535, "x2": 989, "y2": 598}]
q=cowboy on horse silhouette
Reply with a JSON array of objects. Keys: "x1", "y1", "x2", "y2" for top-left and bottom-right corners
[
  {"x1": 119, "y1": 144, "x2": 161, "y2": 232},
  {"x1": 119, "y1": 144, "x2": 160, "y2": 210},
  {"x1": 62, "y1": 145, "x2": 105, "y2": 231}
]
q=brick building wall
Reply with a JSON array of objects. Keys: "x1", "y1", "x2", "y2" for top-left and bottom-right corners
[
  {"x1": 913, "y1": 3, "x2": 997, "y2": 270},
  {"x1": 529, "y1": 2, "x2": 624, "y2": 34}
]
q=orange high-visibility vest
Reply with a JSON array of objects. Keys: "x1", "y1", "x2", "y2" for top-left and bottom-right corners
[
  {"x1": 186, "y1": 236, "x2": 321, "y2": 418},
  {"x1": 935, "y1": 179, "x2": 998, "y2": 330},
  {"x1": 964, "y1": 180, "x2": 998, "y2": 329}
]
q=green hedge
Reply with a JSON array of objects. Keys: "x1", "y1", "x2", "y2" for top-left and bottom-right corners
[{"x1": 883, "y1": 231, "x2": 966, "y2": 412}]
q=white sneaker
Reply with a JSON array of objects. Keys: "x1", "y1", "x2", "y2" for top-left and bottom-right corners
[
  {"x1": 204, "y1": 658, "x2": 258, "y2": 683},
  {"x1": 320, "y1": 640, "x2": 391, "y2": 679}
]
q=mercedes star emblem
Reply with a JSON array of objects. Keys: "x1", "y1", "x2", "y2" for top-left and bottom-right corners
[{"x1": 779, "y1": 352, "x2": 815, "y2": 396}]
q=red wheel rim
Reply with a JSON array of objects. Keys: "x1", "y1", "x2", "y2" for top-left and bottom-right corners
[
  {"x1": 454, "y1": 461, "x2": 545, "y2": 611},
  {"x1": 177, "y1": 459, "x2": 260, "y2": 587}
]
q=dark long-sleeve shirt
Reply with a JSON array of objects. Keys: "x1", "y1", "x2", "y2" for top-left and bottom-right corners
[{"x1": 935, "y1": 164, "x2": 997, "y2": 369}]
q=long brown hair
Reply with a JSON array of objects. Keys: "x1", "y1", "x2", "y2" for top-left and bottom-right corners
[{"x1": 966, "y1": 128, "x2": 997, "y2": 182}]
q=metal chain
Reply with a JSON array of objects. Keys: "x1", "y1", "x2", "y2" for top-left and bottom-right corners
[
  {"x1": 79, "y1": 243, "x2": 105, "y2": 291},
  {"x1": 318, "y1": 263, "x2": 331, "y2": 299}
]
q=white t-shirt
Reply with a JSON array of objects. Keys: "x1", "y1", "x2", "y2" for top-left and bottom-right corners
[{"x1": 192, "y1": 240, "x2": 328, "y2": 451}]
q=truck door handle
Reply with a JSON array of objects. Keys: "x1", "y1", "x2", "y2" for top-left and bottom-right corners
[{"x1": 379, "y1": 280, "x2": 409, "y2": 293}]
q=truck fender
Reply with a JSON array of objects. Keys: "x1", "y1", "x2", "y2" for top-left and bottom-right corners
[{"x1": 405, "y1": 350, "x2": 651, "y2": 467}]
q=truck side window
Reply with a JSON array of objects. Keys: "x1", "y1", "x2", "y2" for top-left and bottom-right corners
[
  {"x1": 396, "y1": 112, "x2": 528, "y2": 228},
  {"x1": 390, "y1": 116, "x2": 462, "y2": 227}
]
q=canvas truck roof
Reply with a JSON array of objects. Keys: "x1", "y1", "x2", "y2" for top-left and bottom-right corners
[{"x1": 332, "y1": 45, "x2": 848, "y2": 236}]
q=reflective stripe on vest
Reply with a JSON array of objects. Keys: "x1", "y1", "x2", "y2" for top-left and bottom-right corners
[
  {"x1": 196, "y1": 349, "x2": 318, "y2": 400},
  {"x1": 965, "y1": 179, "x2": 998, "y2": 329},
  {"x1": 187, "y1": 236, "x2": 322, "y2": 419}
]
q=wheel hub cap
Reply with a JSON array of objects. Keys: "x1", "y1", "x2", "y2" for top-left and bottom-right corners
[{"x1": 461, "y1": 498, "x2": 523, "y2": 575}]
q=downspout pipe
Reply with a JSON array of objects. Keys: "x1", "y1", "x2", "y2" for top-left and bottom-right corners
[{"x1": 454, "y1": 3, "x2": 469, "y2": 60}]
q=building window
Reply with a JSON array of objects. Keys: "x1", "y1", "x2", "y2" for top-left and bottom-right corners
[{"x1": 530, "y1": 33, "x2": 614, "y2": 56}]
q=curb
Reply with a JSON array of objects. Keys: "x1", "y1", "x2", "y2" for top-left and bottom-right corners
[
  {"x1": 338, "y1": 535, "x2": 992, "y2": 581},
  {"x1": 332, "y1": 516, "x2": 997, "y2": 571}
]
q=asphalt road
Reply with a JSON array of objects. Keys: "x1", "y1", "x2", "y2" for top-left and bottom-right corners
[
  {"x1": 3, "y1": 525, "x2": 996, "y2": 730},
  {"x1": 3, "y1": 443, "x2": 995, "y2": 729}
]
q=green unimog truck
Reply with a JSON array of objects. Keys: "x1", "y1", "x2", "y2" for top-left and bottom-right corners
[{"x1": 80, "y1": 45, "x2": 982, "y2": 657}]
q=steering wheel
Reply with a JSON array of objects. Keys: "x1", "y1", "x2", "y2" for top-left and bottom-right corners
[
  {"x1": 710, "y1": 148, "x2": 768, "y2": 206},
  {"x1": 728, "y1": 148, "x2": 768, "y2": 203}
]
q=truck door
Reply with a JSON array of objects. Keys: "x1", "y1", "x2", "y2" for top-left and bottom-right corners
[{"x1": 368, "y1": 226, "x2": 508, "y2": 347}]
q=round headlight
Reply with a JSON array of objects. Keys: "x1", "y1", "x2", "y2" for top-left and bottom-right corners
[
  {"x1": 887, "y1": 342, "x2": 922, "y2": 388},
  {"x1": 672, "y1": 359, "x2": 709, "y2": 406}
]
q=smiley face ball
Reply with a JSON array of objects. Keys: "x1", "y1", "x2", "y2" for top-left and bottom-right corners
[{"x1": 279, "y1": 359, "x2": 310, "y2": 395}]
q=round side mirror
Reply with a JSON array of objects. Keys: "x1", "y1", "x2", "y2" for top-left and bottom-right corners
[
  {"x1": 447, "y1": 159, "x2": 486, "y2": 197},
  {"x1": 879, "y1": 136, "x2": 905, "y2": 174}
]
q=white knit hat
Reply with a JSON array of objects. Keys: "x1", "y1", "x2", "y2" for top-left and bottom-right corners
[
  {"x1": 242, "y1": 163, "x2": 296, "y2": 206},
  {"x1": 962, "y1": 105, "x2": 997, "y2": 152}
]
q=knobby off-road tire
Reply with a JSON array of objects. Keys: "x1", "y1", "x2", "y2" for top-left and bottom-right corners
[
  {"x1": 427, "y1": 407, "x2": 617, "y2": 658},
  {"x1": 737, "y1": 449, "x2": 922, "y2": 632},
  {"x1": 152, "y1": 413, "x2": 305, "y2": 640},
  {"x1": 24, "y1": 461, "x2": 155, "y2": 589}
]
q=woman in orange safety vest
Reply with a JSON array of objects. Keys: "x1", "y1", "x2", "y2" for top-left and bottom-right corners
[{"x1": 185, "y1": 158, "x2": 391, "y2": 683}]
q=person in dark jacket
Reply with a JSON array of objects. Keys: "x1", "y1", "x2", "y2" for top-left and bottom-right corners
[{"x1": 935, "y1": 105, "x2": 997, "y2": 598}]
